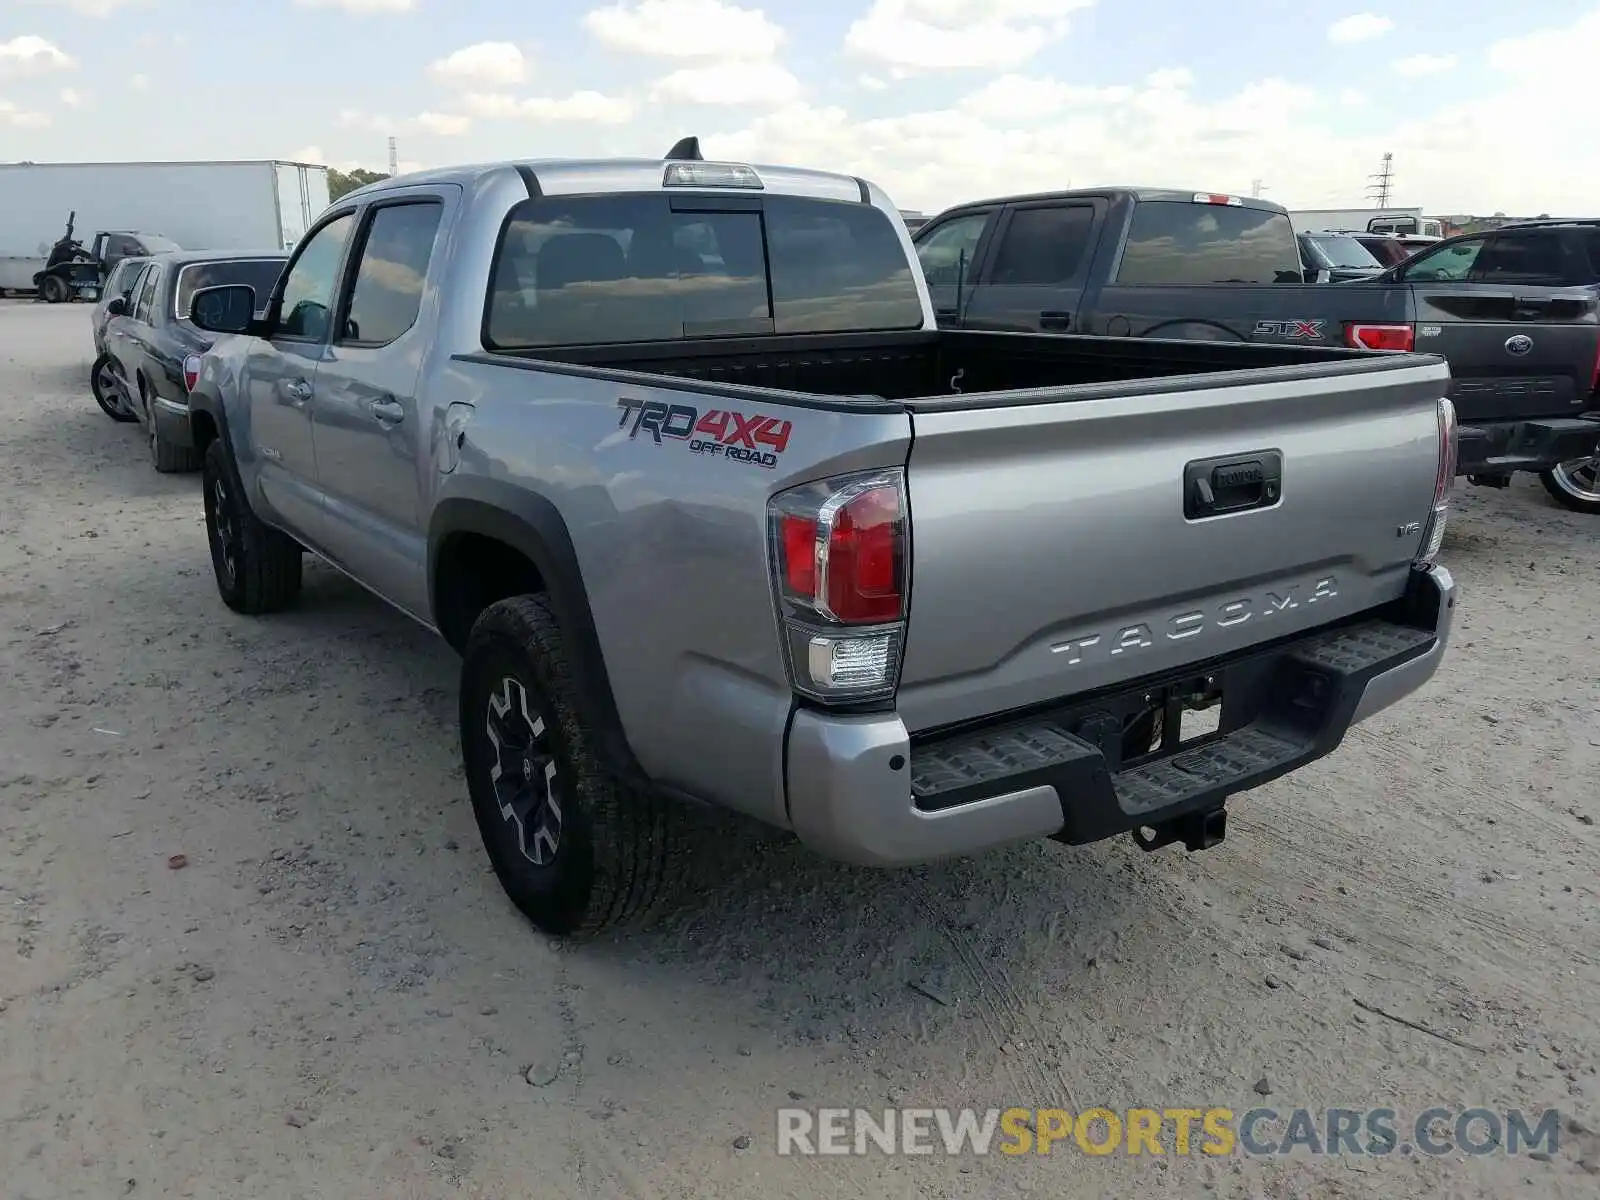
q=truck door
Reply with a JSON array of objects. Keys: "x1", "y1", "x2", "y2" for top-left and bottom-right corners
[
  {"x1": 955, "y1": 200, "x2": 1102, "y2": 333},
  {"x1": 910, "y1": 207, "x2": 999, "y2": 328},
  {"x1": 311, "y1": 194, "x2": 448, "y2": 619},
  {"x1": 1403, "y1": 228, "x2": 1600, "y2": 422}
]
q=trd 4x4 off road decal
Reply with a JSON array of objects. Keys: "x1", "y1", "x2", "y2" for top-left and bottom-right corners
[{"x1": 615, "y1": 397, "x2": 793, "y2": 469}]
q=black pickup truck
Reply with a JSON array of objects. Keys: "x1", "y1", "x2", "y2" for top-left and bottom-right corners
[{"x1": 913, "y1": 192, "x2": 1600, "y2": 510}]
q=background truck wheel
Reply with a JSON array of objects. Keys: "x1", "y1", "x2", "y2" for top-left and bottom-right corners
[
  {"x1": 1539, "y1": 458, "x2": 1600, "y2": 514},
  {"x1": 202, "y1": 438, "x2": 302, "y2": 613},
  {"x1": 90, "y1": 354, "x2": 136, "y2": 422},
  {"x1": 148, "y1": 415, "x2": 201, "y2": 473},
  {"x1": 460, "y1": 595, "x2": 683, "y2": 938},
  {"x1": 40, "y1": 275, "x2": 68, "y2": 304}
]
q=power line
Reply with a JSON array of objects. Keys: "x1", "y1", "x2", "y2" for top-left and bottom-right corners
[{"x1": 1367, "y1": 152, "x2": 1394, "y2": 207}]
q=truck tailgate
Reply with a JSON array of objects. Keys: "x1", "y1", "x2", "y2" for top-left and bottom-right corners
[
  {"x1": 896, "y1": 357, "x2": 1449, "y2": 733},
  {"x1": 1414, "y1": 285, "x2": 1600, "y2": 421}
]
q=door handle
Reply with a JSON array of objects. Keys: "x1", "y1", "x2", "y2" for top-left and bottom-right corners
[
  {"x1": 1039, "y1": 310, "x2": 1072, "y2": 330},
  {"x1": 369, "y1": 397, "x2": 404, "y2": 425},
  {"x1": 284, "y1": 379, "x2": 312, "y2": 404}
]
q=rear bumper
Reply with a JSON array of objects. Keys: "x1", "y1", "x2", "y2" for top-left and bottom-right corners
[
  {"x1": 785, "y1": 565, "x2": 1455, "y2": 867},
  {"x1": 1458, "y1": 415, "x2": 1600, "y2": 476}
]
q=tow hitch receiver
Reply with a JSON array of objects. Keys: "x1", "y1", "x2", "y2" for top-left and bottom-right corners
[{"x1": 1132, "y1": 807, "x2": 1227, "y2": 853}]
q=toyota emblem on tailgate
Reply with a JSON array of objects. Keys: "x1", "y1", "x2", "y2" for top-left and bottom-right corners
[{"x1": 1505, "y1": 334, "x2": 1534, "y2": 356}]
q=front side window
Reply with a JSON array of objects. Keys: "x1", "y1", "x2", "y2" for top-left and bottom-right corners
[
  {"x1": 277, "y1": 212, "x2": 354, "y2": 341},
  {"x1": 484, "y1": 193, "x2": 923, "y2": 350},
  {"x1": 175, "y1": 258, "x2": 287, "y2": 320},
  {"x1": 1116, "y1": 201, "x2": 1303, "y2": 285},
  {"x1": 914, "y1": 212, "x2": 990, "y2": 287},
  {"x1": 341, "y1": 202, "x2": 445, "y2": 345},
  {"x1": 1403, "y1": 236, "x2": 1486, "y2": 282}
]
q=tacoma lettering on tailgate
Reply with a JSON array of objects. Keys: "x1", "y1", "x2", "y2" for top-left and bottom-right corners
[{"x1": 1050, "y1": 577, "x2": 1339, "y2": 666}]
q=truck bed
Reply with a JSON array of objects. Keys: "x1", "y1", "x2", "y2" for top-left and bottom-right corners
[{"x1": 509, "y1": 328, "x2": 1420, "y2": 410}]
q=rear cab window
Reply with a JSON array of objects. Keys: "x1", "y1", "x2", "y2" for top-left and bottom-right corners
[
  {"x1": 988, "y1": 205, "x2": 1096, "y2": 285},
  {"x1": 1305, "y1": 235, "x2": 1381, "y2": 269},
  {"x1": 483, "y1": 192, "x2": 924, "y2": 349},
  {"x1": 1115, "y1": 200, "x2": 1304, "y2": 285}
]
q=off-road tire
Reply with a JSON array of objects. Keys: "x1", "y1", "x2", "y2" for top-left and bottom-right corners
[
  {"x1": 40, "y1": 275, "x2": 68, "y2": 304},
  {"x1": 91, "y1": 354, "x2": 135, "y2": 422},
  {"x1": 202, "y1": 438, "x2": 302, "y2": 614},
  {"x1": 1539, "y1": 461, "x2": 1600, "y2": 515},
  {"x1": 460, "y1": 595, "x2": 683, "y2": 938}
]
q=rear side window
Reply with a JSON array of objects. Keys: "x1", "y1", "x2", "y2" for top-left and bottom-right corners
[
  {"x1": 340, "y1": 202, "x2": 443, "y2": 345},
  {"x1": 988, "y1": 206, "x2": 1095, "y2": 285},
  {"x1": 483, "y1": 192, "x2": 923, "y2": 349},
  {"x1": 133, "y1": 265, "x2": 161, "y2": 322},
  {"x1": 1471, "y1": 232, "x2": 1566, "y2": 285},
  {"x1": 1116, "y1": 201, "x2": 1303, "y2": 286},
  {"x1": 1306, "y1": 235, "x2": 1380, "y2": 269},
  {"x1": 109, "y1": 260, "x2": 143, "y2": 297},
  {"x1": 174, "y1": 258, "x2": 286, "y2": 319}
]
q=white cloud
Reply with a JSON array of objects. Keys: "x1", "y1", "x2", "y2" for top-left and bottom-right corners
[
  {"x1": 858, "y1": 74, "x2": 888, "y2": 90},
  {"x1": 290, "y1": 145, "x2": 326, "y2": 165},
  {"x1": 293, "y1": 0, "x2": 415, "y2": 11},
  {"x1": 523, "y1": 91, "x2": 633, "y2": 123},
  {"x1": 1327, "y1": 13, "x2": 1392, "y2": 42},
  {"x1": 429, "y1": 41, "x2": 527, "y2": 87},
  {"x1": 584, "y1": 0, "x2": 784, "y2": 58},
  {"x1": 16, "y1": 0, "x2": 142, "y2": 15},
  {"x1": 1338, "y1": 88, "x2": 1366, "y2": 106},
  {"x1": 339, "y1": 108, "x2": 474, "y2": 136},
  {"x1": 0, "y1": 98, "x2": 49, "y2": 127},
  {"x1": 59, "y1": 86, "x2": 86, "y2": 106},
  {"x1": 130, "y1": 73, "x2": 148, "y2": 91},
  {"x1": 653, "y1": 59, "x2": 800, "y2": 105},
  {"x1": 0, "y1": 36, "x2": 75, "y2": 76},
  {"x1": 456, "y1": 90, "x2": 634, "y2": 123},
  {"x1": 959, "y1": 73, "x2": 1131, "y2": 119},
  {"x1": 844, "y1": 0, "x2": 1094, "y2": 72},
  {"x1": 1393, "y1": 53, "x2": 1455, "y2": 76}
]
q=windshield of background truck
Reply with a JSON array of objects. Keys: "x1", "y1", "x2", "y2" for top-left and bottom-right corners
[
  {"x1": 175, "y1": 258, "x2": 286, "y2": 319},
  {"x1": 1115, "y1": 202, "x2": 1304, "y2": 285},
  {"x1": 1307, "y1": 235, "x2": 1382, "y2": 269},
  {"x1": 483, "y1": 192, "x2": 925, "y2": 348}
]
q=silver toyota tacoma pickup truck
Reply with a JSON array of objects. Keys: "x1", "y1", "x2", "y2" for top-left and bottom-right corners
[{"x1": 185, "y1": 140, "x2": 1459, "y2": 937}]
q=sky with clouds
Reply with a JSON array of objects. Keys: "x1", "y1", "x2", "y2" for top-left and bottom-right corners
[{"x1": 1, "y1": 0, "x2": 1596, "y2": 216}]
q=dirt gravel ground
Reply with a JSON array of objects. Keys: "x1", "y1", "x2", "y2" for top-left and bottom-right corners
[{"x1": 0, "y1": 300, "x2": 1596, "y2": 1200}]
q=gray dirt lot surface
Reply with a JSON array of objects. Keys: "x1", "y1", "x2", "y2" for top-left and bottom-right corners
[{"x1": 0, "y1": 300, "x2": 1596, "y2": 1199}]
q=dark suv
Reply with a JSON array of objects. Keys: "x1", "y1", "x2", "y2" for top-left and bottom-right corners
[{"x1": 1391, "y1": 218, "x2": 1600, "y2": 511}]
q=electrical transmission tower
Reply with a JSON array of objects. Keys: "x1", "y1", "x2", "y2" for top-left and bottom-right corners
[
  {"x1": 1367, "y1": 153, "x2": 1394, "y2": 207},
  {"x1": 388, "y1": 136, "x2": 398, "y2": 176},
  {"x1": 1251, "y1": 179, "x2": 1266, "y2": 198}
]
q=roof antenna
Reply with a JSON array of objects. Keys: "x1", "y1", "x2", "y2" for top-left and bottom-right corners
[{"x1": 664, "y1": 136, "x2": 703, "y2": 161}]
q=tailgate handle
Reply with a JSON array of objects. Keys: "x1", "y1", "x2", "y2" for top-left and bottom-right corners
[{"x1": 1184, "y1": 451, "x2": 1283, "y2": 519}]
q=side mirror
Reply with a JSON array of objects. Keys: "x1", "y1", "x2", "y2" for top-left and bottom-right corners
[
  {"x1": 188, "y1": 283, "x2": 258, "y2": 335},
  {"x1": 106, "y1": 295, "x2": 127, "y2": 317}
]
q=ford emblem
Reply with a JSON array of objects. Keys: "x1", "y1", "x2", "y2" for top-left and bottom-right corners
[{"x1": 1505, "y1": 334, "x2": 1534, "y2": 356}]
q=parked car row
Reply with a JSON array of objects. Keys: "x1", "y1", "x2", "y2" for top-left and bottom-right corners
[
  {"x1": 89, "y1": 249, "x2": 287, "y2": 470},
  {"x1": 906, "y1": 189, "x2": 1600, "y2": 513}
]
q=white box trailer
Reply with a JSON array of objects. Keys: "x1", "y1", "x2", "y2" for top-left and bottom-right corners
[
  {"x1": 0, "y1": 159, "x2": 330, "y2": 292},
  {"x1": 1290, "y1": 206, "x2": 1443, "y2": 237}
]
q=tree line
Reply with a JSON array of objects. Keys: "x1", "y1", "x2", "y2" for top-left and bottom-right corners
[{"x1": 327, "y1": 167, "x2": 391, "y2": 201}]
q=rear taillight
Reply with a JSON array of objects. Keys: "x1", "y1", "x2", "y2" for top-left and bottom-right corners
[
  {"x1": 182, "y1": 353, "x2": 201, "y2": 393},
  {"x1": 1417, "y1": 397, "x2": 1456, "y2": 568},
  {"x1": 1346, "y1": 322, "x2": 1415, "y2": 352},
  {"x1": 769, "y1": 469, "x2": 907, "y2": 703}
]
